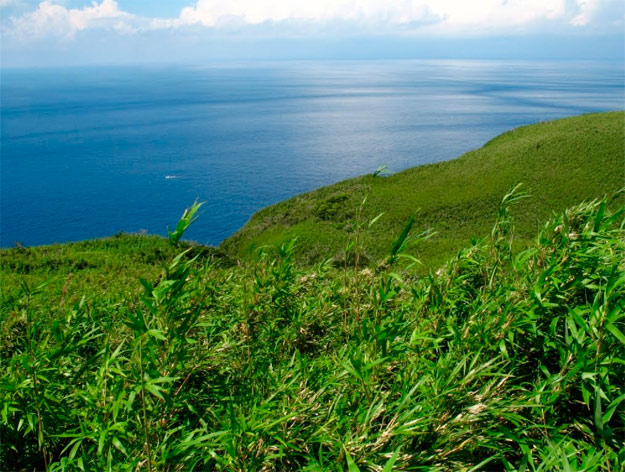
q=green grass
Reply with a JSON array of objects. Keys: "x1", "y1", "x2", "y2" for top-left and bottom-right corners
[
  {"x1": 0, "y1": 234, "x2": 221, "y2": 324},
  {"x1": 1, "y1": 195, "x2": 624, "y2": 470},
  {"x1": 222, "y1": 111, "x2": 625, "y2": 268}
]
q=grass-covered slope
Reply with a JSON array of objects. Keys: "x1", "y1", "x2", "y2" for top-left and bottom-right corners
[
  {"x1": 0, "y1": 234, "x2": 220, "y2": 322},
  {"x1": 222, "y1": 111, "x2": 625, "y2": 268},
  {"x1": 1, "y1": 196, "x2": 624, "y2": 470}
]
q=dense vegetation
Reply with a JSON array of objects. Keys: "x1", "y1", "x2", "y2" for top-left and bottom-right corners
[
  {"x1": 0, "y1": 234, "x2": 221, "y2": 315},
  {"x1": 223, "y1": 112, "x2": 625, "y2": 268},
  {"x1": 2, "y1": 190, "x2": 624, "y2": 470}
]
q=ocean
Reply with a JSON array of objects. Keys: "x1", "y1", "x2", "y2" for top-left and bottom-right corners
[{"x1": 1, "y1": 60, "x2": 623, "y2": 247}]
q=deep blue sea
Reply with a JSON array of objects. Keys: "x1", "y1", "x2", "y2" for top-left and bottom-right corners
[{"x1": 1, "y1": 60, "x2": 623, "y2": 247}]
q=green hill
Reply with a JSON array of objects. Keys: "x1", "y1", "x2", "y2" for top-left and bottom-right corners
[
  {"x1": 0, "y1": 235, "x2": 216, "y2": 316},
  {"x1": 222, "y1": 111, "x2": 625, "y2": 268}
]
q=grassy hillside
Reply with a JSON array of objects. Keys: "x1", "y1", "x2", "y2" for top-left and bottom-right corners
[
  {"x1": 1, "y1": 196, "x2": 624, "y2": 470},
  {"x1": 222, "y1": 111, "x2": 625, "y2": 268},
  {"x1": 0, "y1": 235, "x2": 222, "y2": 324}
]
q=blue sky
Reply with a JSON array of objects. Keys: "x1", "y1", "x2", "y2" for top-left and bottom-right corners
[{"x1": 1, "y1": 0, "x2": 623, "y2": 66}]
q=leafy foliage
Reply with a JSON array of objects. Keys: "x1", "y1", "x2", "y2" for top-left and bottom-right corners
[
  {"x1": 168, "y1": 200, "x2": 203, "y2": 246},
  {"x1": 2, "y1": 192, "x2": 624, "y2": 470}
]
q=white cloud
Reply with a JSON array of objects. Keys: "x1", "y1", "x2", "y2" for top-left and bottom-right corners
[
  {"x1": 7, "y1": 0, "x2": 134, "y2": 39},
  {"x1": 570, "y1": 0, "x2": 600, "y2": 26},
  {"x1": 3, "y1": 0, "x2": 623, "y2": 41},
  {"x1": 170, "y1": 0, "x2": 569, "y2": 33},
  {"x1": 428, "y1": 0, "x2": 565, "y2": 32},
  {"x1": 174, "y1": 0, "x2": 438, "y2": 27}
]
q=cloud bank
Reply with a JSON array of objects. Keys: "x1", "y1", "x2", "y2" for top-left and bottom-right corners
[
  {"x1": 8, "y1": 0, "x2": 134, "y2": 39},
  {"x1": 4, "y1": 0, "x2": 623, "y2": 41},
  {"x1": 1, "y1": 0, "x2": 622, "y2": 66}
]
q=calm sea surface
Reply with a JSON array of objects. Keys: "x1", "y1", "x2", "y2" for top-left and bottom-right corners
[{"x1": 1, "y1": 60, "x2": 623, "y2": 247}]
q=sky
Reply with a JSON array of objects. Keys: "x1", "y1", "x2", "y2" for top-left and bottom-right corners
[{"x1": 0, "y1": 0, "x2": 623, "y2": 66}]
